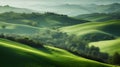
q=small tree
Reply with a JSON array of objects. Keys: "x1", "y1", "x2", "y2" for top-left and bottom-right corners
[
  {"x1": 1, "y1": 25, "x2": 6, "y2": 29},
  {"x1": 112, "y1": 52, "x2": 120, "y2": 65}
]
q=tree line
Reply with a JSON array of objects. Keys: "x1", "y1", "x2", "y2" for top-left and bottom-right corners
[{"x1": 0, "y1": 33, "x2": 43, "y2": 48}]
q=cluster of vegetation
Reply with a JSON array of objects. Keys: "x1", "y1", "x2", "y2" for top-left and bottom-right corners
[
  {"x1": 108, "y1": 52, "x2": 120, "y2": 65},
  {"x1": 0, "y1": 33, "x2": 43, "y2": 48}
]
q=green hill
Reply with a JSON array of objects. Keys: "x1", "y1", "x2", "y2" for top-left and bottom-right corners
[
  {"x1": 60, "y1": 20, "x2": 120, "y2": 36},
  {"x1": 75, "y1": 12, "x2": 120, "y2": 22},
  {"x1": 60, "y1": 20, "x2": 120, "y2": 55},
  {"x1": 0, "y1": 12, "x2": 88, "y2": 28},
  {"x1": 0, "y1": 22, "x2": 42, "y2": 35},
  {"x1": 89, "y1": 38, "x2": 120, "y2": 55},
  {"x1": 0, "y1": 38, "x2": 112, "y2": 67}
]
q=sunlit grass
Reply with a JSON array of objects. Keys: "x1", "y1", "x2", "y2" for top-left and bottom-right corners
[
  {"x1": 60, "y1": 20, "x2": 118, "y2": 36},
  {"x1": 0, "y1": 38, "x2": 112, "y2": 67},
  {"x1": 0, "y1": 42, "x2": 51, "y2": 57},
  {"x1": 89, "y1": 38, "x2": 120, "y2": 55}
]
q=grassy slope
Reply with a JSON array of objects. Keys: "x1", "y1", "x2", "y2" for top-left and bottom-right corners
[
  {"x1": 0, "y1": 22, "x2": 49, "y2": 35},
  {"x1": 75, "y1": 13, "x2": 109, "y2": 21},
  {"x1": 60, "y1": 20, "x2": 120, "y2": 55},
  {"x1": 60, "y1": 20, "x2": 120, "y2": 36},
  {"x1": 75, "y1": 12, "x2": 120, "y2": 22},
  {"x1": 0, "y1": 38, "x2": 112, "y2": 67},
  {"x1": 89, "y1": 38, "x2": 120, "y2": 55}
]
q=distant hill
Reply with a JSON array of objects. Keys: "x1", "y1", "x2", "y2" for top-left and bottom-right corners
[
  {"x1": 51, "y1": 4, "x2": 93, "y2": 16},
  {"x1": 96, "y1": 3, "x2": 120, "y2": 13},
  {"x1": 1, "y1": 3, "x2": 120, "y2": 16},
  {"x1": 46, "y1": 3, "x2": 120, "y2": 16},
  {"x1": 0, "y1": 22, "x2": 41, "y2": 35},
  {"x1": 0, "y1": 12, "x2": 88, "y2": 28},
  {"x1": 0, "y1": 5, "x2": 35, "y2": 13},
  {"x1": 75, "y1": 12, "x2": 120, "y2": 22},
  {"x1": 1, "y1": 3, "x2": 119, "y2": 16}
]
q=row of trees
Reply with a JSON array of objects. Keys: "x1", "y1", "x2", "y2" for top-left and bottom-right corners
[
  {"x1": 0, "y1": 33, "x2": 43, "y2": 48},
  {"x1": 31, "y1": 31, "x2": 110, "y2": 63}
]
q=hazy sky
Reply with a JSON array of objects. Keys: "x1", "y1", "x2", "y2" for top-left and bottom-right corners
[{"x1": 0, "y1": 0, "x2": 120, "y2": 10}]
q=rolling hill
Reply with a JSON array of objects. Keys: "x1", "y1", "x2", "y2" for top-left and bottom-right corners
[
  {"x1": 89, "y1": 38, "x2": 120, "y2": 55},
  {"x1": 41, "y1": 3, "x2": 120, "y2": 16},
  {"x1": 75, "y1": 12, "x2": 120, "y2": 22},
  {"x1": 0, "y1": 5, "x2": 35, "y2": 13},
  {"x1": 0, "y1": 22, "x2": 42, "y2": 35},
  {"x1": 0, "y1": 38, "x2": 112, "y2": 67},
  {"x1": 60, "y1": 20, "x2": 120, "y2": 36},
  {"x1": 96, "y1": 3, "x2": 120, "y2": 13},
  {"x1": 0, "y1": 12, "x2": 88, "y2": 28},
  {"x1": 60, "y1": 20, "x2": 120, "y2": 55}
]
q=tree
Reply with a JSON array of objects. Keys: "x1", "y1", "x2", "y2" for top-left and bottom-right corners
[
  {"x1": 1, "y1": 25, "x2": 6, "y2": 29},
  {"x1": 112, "y1": 52, "x2": 120, "y2": 65}
]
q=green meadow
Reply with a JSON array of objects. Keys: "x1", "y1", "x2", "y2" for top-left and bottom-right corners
[{"x1": 0, "y1": 38, "x2": 112, "y2": 67}]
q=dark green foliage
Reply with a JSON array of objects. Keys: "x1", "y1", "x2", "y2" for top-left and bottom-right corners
[
  {"x1": 80, "y1": 32, "x2": 115, "y2": 42},
  {"x1": 1, "y1": 25, "x2": 6, "y2": 29},
  {"x1": 112, "y1": 52, "x2": 120, "y2": 65},
  {"x1": 109, "y1": 52, "x2": 120, "y2": 65},
  {"x1": 66, "y1": 39, "x2": 109, "y2": 63},
  {"x1": 0, "y1": 33, "x2": 43, "y2": 48}
]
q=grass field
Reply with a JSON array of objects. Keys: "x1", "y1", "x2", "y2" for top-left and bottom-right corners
[
  {"x1": 0, "y1": 38, "x2": 113, "y2": 67},
  {"x1": 89, "y1": 38, "x2": 120, "y2": 55},
  {"x1": 60, "y1": 20, "x2": 120, "y2": 36}
]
